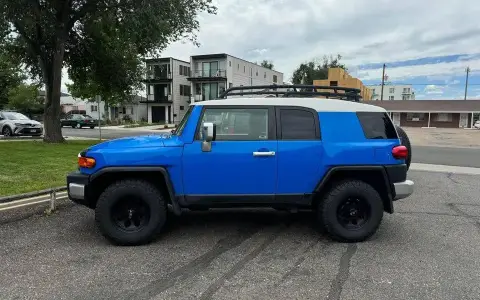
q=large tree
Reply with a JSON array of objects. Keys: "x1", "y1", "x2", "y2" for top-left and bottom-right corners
[
  {"x1": 259, "y1": 60, "x2": 274, "y2": 70},
  {"x1": 0, "y1": 0, "x2": 216, "y2": 142},
  {"x1": 291, "y1": 54, "x2": 346, "y2": 85}
]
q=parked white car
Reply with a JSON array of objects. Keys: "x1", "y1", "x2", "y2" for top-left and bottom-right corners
[
  {"x1": 0, "y1": 111, "x2": 44, "y2": 137},
  {"x1": 474, "y1": 120, "x2": 480, "y2": 129}
]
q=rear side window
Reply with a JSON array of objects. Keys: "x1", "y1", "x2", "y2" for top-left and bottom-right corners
[
  {"x1": 279, "y1": 109, "x2": 318, "y2": 140},
  {"x1": 357, "y1": 112, "x2": 398, "y2": 139}
]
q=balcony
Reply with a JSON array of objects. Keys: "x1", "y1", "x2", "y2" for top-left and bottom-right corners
[
  {"x1": 188, "y1": 69, "x2": 227, "y2": 81},
  {"x1": 141, "y1": 94, "x2": 172, "y2": 103},
  {"x1": 143, "y1": 72, "x2": 172, "y2": 82}
]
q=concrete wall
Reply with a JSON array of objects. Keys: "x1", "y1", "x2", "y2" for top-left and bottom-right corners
[
  {"x1": 171, "y1": 58, "x2": 191, "y2": 123},
  {"x1": 313, "y1": 68, "x2": 372, "y2": 100},
  {"x1": 370, "y1": 85, "x2": 415, "y2": 100}
]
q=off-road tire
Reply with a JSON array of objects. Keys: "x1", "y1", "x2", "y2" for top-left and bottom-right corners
[
  {"x1": 95, "y1": 179, "x2": 167, "y2": 246},
  {"x1": 317, "y1": 180, "x2": 384, "y2": 243},
  {"x1": 395, "y1": 125, "x2": 411, "y2": 170},
  {"x1": 2, "y1": 126, "x2": 13, "y2": 137}
]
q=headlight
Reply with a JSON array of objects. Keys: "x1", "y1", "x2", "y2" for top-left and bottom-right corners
[{"x1": 14, "y1": 123, "x2": 23, "y2": 126}]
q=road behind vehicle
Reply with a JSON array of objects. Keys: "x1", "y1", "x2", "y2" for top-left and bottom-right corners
[
  {"x1": 61, "y1": 114, "x2": 96, "y2": 129},
  {"x1": 0, "y1": 111, "x2": 44, "y2": 137},
  {"x1": 67, "y1": 85, "x2": 414, "y2": 246}
]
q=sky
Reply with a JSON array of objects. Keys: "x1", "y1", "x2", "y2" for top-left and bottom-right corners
[{"x1": 63, "y1": 0, "x2": 480, "y2": 100}]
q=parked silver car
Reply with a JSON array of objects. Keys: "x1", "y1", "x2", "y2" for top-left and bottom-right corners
[{"x1": 0, "y1": 111, "x2": 44, "y2": 137}]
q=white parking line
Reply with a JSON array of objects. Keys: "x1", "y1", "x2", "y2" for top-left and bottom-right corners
[{"x1": 410, "y1": 163, "x2": 480, "y2": 175}]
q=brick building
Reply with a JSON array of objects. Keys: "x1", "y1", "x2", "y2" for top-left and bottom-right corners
[{"x1": 366, "y1": 100, "x2": 480, "y2": 128}]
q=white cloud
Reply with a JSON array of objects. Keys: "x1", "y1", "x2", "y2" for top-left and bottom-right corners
[
  {"x1": 58, "y1": 0, "x2": 480, "y2": 91},
  {"x1": 424, "y1": 85, "x2": 445, "y2": 95}
]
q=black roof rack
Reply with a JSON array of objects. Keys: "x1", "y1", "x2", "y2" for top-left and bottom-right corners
[{"x1": 217, "y1": 84, "x2": 362, "y2": 102}]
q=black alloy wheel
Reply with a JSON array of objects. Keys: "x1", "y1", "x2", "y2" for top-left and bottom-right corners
[
  {"x1": 336, "y1": 197, "x2": 371, "y2": 230},
  {"x1": 111, "y1": 196, "x2": 151, "y2": 232}
]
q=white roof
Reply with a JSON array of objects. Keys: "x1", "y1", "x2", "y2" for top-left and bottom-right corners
[{"x1": 194, "y1": 98, "x2": 386, "y2": 113}]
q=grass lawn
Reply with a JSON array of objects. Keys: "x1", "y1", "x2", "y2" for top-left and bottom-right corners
[{"x1": 0, "y1": 140, "x2": 99, "y2": 197}]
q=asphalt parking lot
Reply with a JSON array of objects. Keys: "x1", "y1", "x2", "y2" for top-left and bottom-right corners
[{"x1": 1, "y1": 170, "x2": 480, "y2": 300}]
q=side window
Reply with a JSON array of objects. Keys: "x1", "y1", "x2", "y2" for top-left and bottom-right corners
[
  {"x1": 279, "y1": 109, "x2": 318, "y2": 140},
  {"x1": 356, "y1": 112, "x2": 398, "y2": 139},
  {"x1": 198, "y1": 108, "x2": 269, "y2": 141}
]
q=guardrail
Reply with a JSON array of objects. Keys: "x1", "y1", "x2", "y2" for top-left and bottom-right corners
[{"x1": 0, "y1": 187, "x2": 68, "y2": 212}]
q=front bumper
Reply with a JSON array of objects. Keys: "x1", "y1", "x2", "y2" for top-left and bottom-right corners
[
  {"x1": 393, "y1": 180, "x2": 414, "y2": 200},
  {"x1": 14, "y1": 126, "x2": 43, "y2": 136},
  {"x1": 67, "y1": 171, "x2": 91, "y2": 207}
]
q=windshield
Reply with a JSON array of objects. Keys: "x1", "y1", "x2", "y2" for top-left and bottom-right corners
[
  {"x1": 173, "y1": 106, "x2": 193, "y2": 135},
  {"x1": 3, "y1": 112, "x2": 30, "y2": 120}
]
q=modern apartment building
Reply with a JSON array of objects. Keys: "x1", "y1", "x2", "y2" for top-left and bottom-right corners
[
  {"x1": 313, "y1": 68, "x2": 372, "y2": 100},
  {"x1": 142, "y1": 57, "x2": 192, "y2": 124},
  {"x1": 369, "y1": 85, "x2": 415, "y2": 100},
  {"x1": 187, "y1": 53, "x2": 284, "y2": 102}
]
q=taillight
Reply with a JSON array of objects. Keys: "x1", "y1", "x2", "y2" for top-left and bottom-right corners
[
  {"x1": 78, "y1": 156, "x2": 96, "y2": 168},
  {"x1": 392, "y1": 145, "x2": 408, "y2": 159}
]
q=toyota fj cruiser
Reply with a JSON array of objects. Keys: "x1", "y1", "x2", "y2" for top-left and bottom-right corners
[{"x1": 67, "y1": 85, "x2": 414, "y2": 246}]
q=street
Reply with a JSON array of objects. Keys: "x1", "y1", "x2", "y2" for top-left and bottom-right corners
[
  {"x1": 1, "y1": 170, "x2": 480, "y2": 300},
  {"x1": 62, "y1": 127, "x2": 480, "y2": 168}
]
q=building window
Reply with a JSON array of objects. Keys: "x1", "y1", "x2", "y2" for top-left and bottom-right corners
[
  {"x1": 229, "y1": 82, "x2": 233, "y2": 88},
  {"x1": 371, "y1": 89, "x2": 375, "y2": 93},
  {"x1": 407, "y1": 113, "x2": 425, "y2": 121},
  {"x1": 256, "y1": 70, "x2": 258, "y2": 76},
  {"x1": 237, "y1": 64, "x2": 239, "y2": 70},
  {"x1": 389, "y1": 96, "x2": 394, "y2": 100},
  {"x1": 264, "y1": 72, "x2": 266, "y2": 78},
  {"x1": 389, "y1": 88, "x2": 395, "y2": 93},
  {"x1": 180, "y1": 106, "x2": 185, "y2": 111},
  {"x1": 122, "y1": 107, "x2": 126, "y2": 114},
  {"x1": 436, "y1": 113, "x2": 452, "y2": 122},
  {"x1": 179, "y1": 65, "x2": 183, "y2": 75},
  {"x1": 403, "y1": 87, "x2": 410, "y2": 93},
  {"x1": 229, "y1": 61, "x2": 231, "y2": 67},
  {"x1": 244, "y1": 66, "x2": 245, "y2": 73},
  {"x1": 273, "y1": 75, "x2": 278, "y2": 83},
  {"x1": 91, "y1": 105, "x2": 98, "y2": 112},
  {"x1": 180, "y1": 84, "x2": 190, "y2": 96},
  {"x1": 402, "y1": 95, "x2": 409, "y2": 100},
  {"x1": 149, "y1": 85, "x2": 154, "y2": 95},
  {"x1": 130, "y1": 107, "x2": 134, "y2": 114},
  {"x1": 187, "y1": 67, "x2": 190, "y2": 76},
  {"x1": 330, "y1": 81, "x2": 338, "y2": 86}
]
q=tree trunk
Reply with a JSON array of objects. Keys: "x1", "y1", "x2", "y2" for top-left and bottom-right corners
[{"x1": 42, "y1": 37, "x2": 66, "y2": 143}]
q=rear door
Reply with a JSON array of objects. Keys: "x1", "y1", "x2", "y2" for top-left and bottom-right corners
[{"x1": 275, "y1": 106, "x2": 323, "y2": 197}]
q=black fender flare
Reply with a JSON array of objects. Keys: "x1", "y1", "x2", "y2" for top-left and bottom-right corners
[
  {"x1": 313, "y1": 165, "x2": 394, "y2": 213},
  {"x1": 90, "y1": 166, "x2": 181, "y2": 215}
]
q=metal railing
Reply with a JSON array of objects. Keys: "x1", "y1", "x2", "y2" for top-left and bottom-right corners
[
  {"x1": 0, "y1": 187, "x2": 68, "y2": 212},
  {"x1": 189, "y1": 69, "x2": 227, "y2": 78}
]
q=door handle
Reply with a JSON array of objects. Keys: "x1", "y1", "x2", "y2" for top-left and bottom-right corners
[{"x1": 253, "y1": 151, "x2": 275, "y2": 157}]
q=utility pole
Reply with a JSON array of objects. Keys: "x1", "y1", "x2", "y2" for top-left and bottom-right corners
[
  {"x1": 380, "y1": 64, "x2": 386, "y2": 101},
  {"x1": 464, "y1": 67, "x2": 470, "y2": 100},
  {"x1": 96, "y1": 95, "x2": 102, "y2": 140}
]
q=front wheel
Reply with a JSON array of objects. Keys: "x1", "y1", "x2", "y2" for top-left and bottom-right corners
[
  {"x1": 2, "y1": 126, "x2": 13, "y2": 137},
  {"x1": 95, "y1": 179, "x2": 167, "y2": 246},
  {"x1": 90, "y1": 126, "x2": 95, "y2": 129},
  {"x1": 317, "y1": 180, "x2": 384, "y2": 243},
  {"x1": 76, "y1": 123, "x2": 82, "y2": 129}
]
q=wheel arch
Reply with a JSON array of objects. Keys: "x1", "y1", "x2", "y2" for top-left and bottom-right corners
[
  {"x1": 88, "y1": 166, "x2": 181, "y2": 215},
  {"x1": 313, "y1": 166, "x2": 394, "y2": 214}
]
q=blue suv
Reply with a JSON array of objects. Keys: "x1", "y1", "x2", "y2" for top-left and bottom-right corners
[{"x1": 67, "y1": 85, "x2": 414, "y2": 245}]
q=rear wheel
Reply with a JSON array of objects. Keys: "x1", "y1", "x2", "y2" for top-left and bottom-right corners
[
  {"x1": 95, "y1": 179, "x2": 167, "y2": 246},
  {"x1": 76, "y1": 123, "x2": 82, "y2": 129},
  {"x1": 317, "y1": 180, "x2": 384, "y2": 243},
  {"x1": 395, "y1": 125, "x2": 411, "y2": 170},
  {"x1": 90, "y1": 126, "x2": 95, "y2": 129}
]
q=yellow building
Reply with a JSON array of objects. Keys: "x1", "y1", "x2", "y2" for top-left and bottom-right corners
[{"x1": 313, "y1": 68, "x2": 372, "y2": 101}]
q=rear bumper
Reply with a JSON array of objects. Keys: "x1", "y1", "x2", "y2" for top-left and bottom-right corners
[
  {"x1": 393, "y1": 180, "x2": 414, "y2": 200},
  {"x1": 67, "y1": 171, "x2": 91, "y2": 207}
]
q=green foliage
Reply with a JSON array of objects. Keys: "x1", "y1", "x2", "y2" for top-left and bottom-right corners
[
  {"x1": 0, "y1": 48, "x2": 26, "y2": 109},
  {"x1": 0, "y1": 0, "x2": 217, "y2": 142},
  {"x1": 291, "y1": 54, "x2": 347, "y2": 85},
  {"x1": 259, "y1": 60, "x2": 274, "y2": 70},
  {"x1": 7, "y1": 83, "x2": 43, "y2": 114}
]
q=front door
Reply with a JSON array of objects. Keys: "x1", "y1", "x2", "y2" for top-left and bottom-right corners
[
  {"x1": 182, "y1": 106, "x2": 277, "y2": 203},
  {"x1": 151, "y1": 106, "x2": 165, "y2": 123},
  {"x1": 459, "y1": 113, "x2": 468, "y2": 128}
]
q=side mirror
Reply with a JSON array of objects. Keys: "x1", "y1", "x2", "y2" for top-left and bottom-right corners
[
  {"x1": 201, "y1": 122, "x2": 216, "y2": 152},
  {"x1": 202, "y1": 122, "x2": 216, "y2": 142}
]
